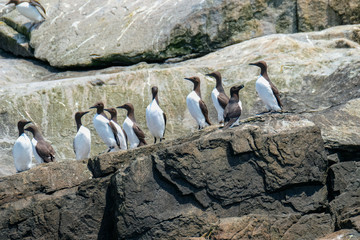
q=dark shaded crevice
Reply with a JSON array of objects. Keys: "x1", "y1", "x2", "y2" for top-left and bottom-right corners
[{"x1": 97, "y1": 181, "x2": 117, "y2": 240}]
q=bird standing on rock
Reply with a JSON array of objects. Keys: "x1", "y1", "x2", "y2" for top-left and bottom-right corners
[
  {"x1": 206, "y1": 71, "x2": 229, "y2": 125},
  {"x1": 13, "y1": 120, "x2": 33, "y2": 172},
  {"x1": 25, "y1": 125, "x2": 55, "y2": 163},
  {"x1": 117, "y1": 103, "x2": 147, "y2": 149},
  {"x1": 184, "y1": 76, "x2": 211, "y2": 130},
  {"x1": 73, "y1": 111, "x2": 91, "y2": 160},
  {"x1": 249, "y1": 61, "x2": 283, "y2": 113},
  {"x1": 223, "y1": 85, "x2": 244, "y2": 129},
  {"x1": 146, "y1": 86, "x2": 167, "y2": 144},
  {"x1": 6, "y1": 0, "x2": 46, "y2": 23},
  {"x1": 104, "y1": 108, "x2": 127, "y2": 150},
  {"x1": 90, "y1": 102, "x2": 118, "y2": 152}
]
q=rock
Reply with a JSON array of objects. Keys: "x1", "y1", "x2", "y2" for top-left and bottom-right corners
[
  {"x1": 329, "y1": 161, "x2": 360, "y2": 232},
  {"x1": 1, "y1": 24, "x2": 360, "y2": 176},
  {"x1": 111, "y1": 116, "x2": 330, "y2": 239},
  {"x1": 211, "y1": 214, "x2": 334, "y2": 240},
  {"x1": 317, "y1": 229, "x2": 360, "y2": 240},
  {"x1": 0, "y1": 0, "x2": 359, "y2": 67},
  {"x1": 0, "y1": 160, "x2": 114, "y2": 239}
]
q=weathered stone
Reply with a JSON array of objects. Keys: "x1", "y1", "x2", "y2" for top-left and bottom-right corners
[
  {"x1": 0, "y1": 0, "x2": 359, "y2": 67},
  {"x1": 317, "y1": 229, "x2": 360, "y2": 240},
  {"x1": 112, "y1": 116, "x2": 329, "y2": 239}
]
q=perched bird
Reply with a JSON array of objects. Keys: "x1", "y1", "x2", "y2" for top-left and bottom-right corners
[
  {"x1": 117, "y1": 103, "x2": 147, "y2": 149},
  {"x1": 12, "y1": 120, "x2": 33, "y2": 172},
  {"x1": 25, "y1": 125, "x2": 55, "y2": 163},
  {"x1": 249, "y1": 61, "x2": 283, "y2": 112},
  {"x1": 184, "y1": 76, "x2": 211, "y2": 129},
  {"x1": 146, "y1": 86, "x2": 167, "y2": 143},
  {"x1": 6, "y1": 0, "x2": 46, "y2": 23},
  {"x1": 73, "y1": 111, "x2": 91, "y2": 160},
  {"x1": 104, "y1": 108, "x2": 127, "y2": 150},
  {"x1": 223, "y1": 84, "x2": 244, "y2": 129},
  {"x1": 206, "y1": 71, "x2": 229, "y2": 125},
  {"x1": 90, "y1": 102, "x2": 118, "y2": 152}
]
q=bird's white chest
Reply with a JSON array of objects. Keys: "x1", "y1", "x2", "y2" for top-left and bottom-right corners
[
  {"x1": 255, "y1": 75, "x2": 280, "y2": 111},
  {"x1": 93, "y1": 114, "x2": 116, "y2": 147},
  {"x1": 186, "y1": 91, "x2": 206, "y2": 125},
  {"x1": 16, "y1": 2, "x2": 44, "y2": 22},
  {"x1": 123, "y1": 117, "x2": 139, "y2": 148},
  {"x1": 31, "y1": 137, "x2": 43, "y2": 163},
  {"x1": 74, "y1": 126, "x2": 91, "y2": 160},
  {"x1": 211, "y1": 88, "x2": 226, "y2": 121},
  {"x1": 13, "y1": 133, "x2": 33, "y2": 171},
  {"x1": 146, "y1": 100, "x2": 165, "y2": 138},
  {"x1": 111, "y1": 120, "x2": 127, "y2": 150}
]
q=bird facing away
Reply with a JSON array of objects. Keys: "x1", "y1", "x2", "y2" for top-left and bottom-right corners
[
  {"x1": 25, "y1": 125, "x2": 55, "y2": 163},
  {"x1": 184, "y1": 76, "x2": 211, "y2": 130},
  {"x1": 117, "y1": 103, "x2": 147, "y2": 149},
  {"x1": 6, "y1": 0, "x2": 46, "y2": 22},
  {"x1": 249, "y1": 61, "x2": 283, "y2": 112},
  {"x1": 104, "y1": 108, "x2": 127, "y2": 150},
  {"x1": 223, "y1": 84, "x2": 244, "y2": 130},
  {"x1": 90, "y1": 102, "x2": 118, "y2": 152},
  {"x1": 206, "y1": 71, "x2": 229, "y2": 124},
  {"x1": 73, "y1": 111, "x2": 91, "y2": 160},
  {"x1": 13, "y1": 120, "x2": 33, "y2": 172},
  {"x1": 146, "y1": 86, "x2": 167, "y2": 144}
]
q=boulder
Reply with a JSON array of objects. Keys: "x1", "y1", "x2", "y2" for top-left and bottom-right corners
[
  {"x1": 0, "y1": 0, "x2": 359, "y2": 67},
  {"x1": 111, "y1": 116, "x2": 330, "y2": 239}
]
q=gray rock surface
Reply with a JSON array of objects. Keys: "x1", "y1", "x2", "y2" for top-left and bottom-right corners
[{"x1": 0, "y1": 0, "x2": 359, "y2": 67}]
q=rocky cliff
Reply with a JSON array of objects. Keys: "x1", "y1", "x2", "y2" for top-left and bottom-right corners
[
  {"x1": 0, "y1": 114, "x2": 359, "y2": 239},
  {"x1": 0, "y1": 0, "x2": 359, "y2": 238}
]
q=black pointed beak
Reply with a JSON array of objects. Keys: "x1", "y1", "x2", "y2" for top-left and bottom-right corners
[
  {"x1": 116, "y1": 105, "x2": 124, "y2": 109},
  {"x1": 89, "y1": 106, "x2": 96, "y2": 109},
  {"x1": 239, "y1": 84, "x2": 245, "y2": 90},
  {"x1": 82, "y1": 111, "x2": 90, "y2": 115},
  {"x1": 26, "y1": 121, "x2": 32, "y2": 125},
  {"x1": 184, "y1": 78, "x2": 192, "y2": 81},
  {"x1": 205, "y1": 73, "x2": 211, "y2": 76},
  {"x1": 249, "y1": 63, "x2": 257, "y2": 66}
]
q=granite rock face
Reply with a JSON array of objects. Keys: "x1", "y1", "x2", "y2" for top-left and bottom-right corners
[{"x1": 0, "y1": 0, "x2": 359, "y2": 67}]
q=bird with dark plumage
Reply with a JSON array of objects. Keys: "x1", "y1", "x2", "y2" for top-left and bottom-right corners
[
  {"x1": 206, "y1": 71, "x2": 229, "y2": 125},
  {"x1": 25, "y1": 125, "x2": 55, "y2": 163},
  {"x1": 90, "y1": 102, "x2": 118, "y2": 152},
  {"x1": 223, "y1": 84, "x2": 244, "y2": 130},
  {"x1": 249, "y1": 61, "x2": 283, "y2": 113},
  {"x1": 73, "y1": 111, "x2": 91, "y2": 160},
  {"x1": 6, "y1": 0, "x2": 46, "y2": 23},
  {"x1": 184, "y1": 76, "x2": 211, "y2": 130},
  {"x1": 146, "y1": 86, "x2": 167, "y2": 144},
  {"x1": 13, "y1": 120, "x2": 33, "y2": 172},
  {"x1": 104, "y1": 108, "x2": 127, "y2": 150},
  {"x1": 117, "y1": 103, "x2": 147, "y2": 149}
]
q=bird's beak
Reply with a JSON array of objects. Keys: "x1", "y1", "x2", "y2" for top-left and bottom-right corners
[
  {"x1": 116, "y1": 105, "x2": 124, "y2": 109},
  {"x1": 205, "y1": 73, "x2": 211, "y2": 76},
  {"x1": 89, "y1": 105, "x2": 96, "y2": 109},
  {"x1": 82, "y1": 111, "x2": 90, "y2": 115},
  {"x1": 249, "y1": 63, "x2": 257, "y2": 66},
  {"x1": 24, "y1": 127, "x2": 30, "y2": 132},
  {"x1": 239, "y1": 84, "x2": 245, "y2": 90},
  {"x1": 184, "y1": 78, "x2": 192, "y2": 81},
  {"x1": 26, "y1": 121, "x2": 32, "y2": 125},
  {"x1": 104, "y1": 109, "x2": 110, "y2": 112}
]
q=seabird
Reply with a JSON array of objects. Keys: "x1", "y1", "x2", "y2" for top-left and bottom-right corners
[
  {"x1": 223, "y1": 84, "x2": 244, "y2": 129},
  {"x1": 6, "y1": 0, "x2": 46, "y2": 23},
  {"x1": 206, "y1": 71, "x2": 229, "y2": 124},
  {"x1": 184, "y1": 76, "x2": 211, "y2": 129},
  {"x1": 104, "y1": 108, "x2": 127, "y2": 150},
  {"x1": 25, "y1": 125, "x2": 55, "y2": 163},
  {"x1": 73, "y1": 111, "x2": 91, "y2": 160},
  {"x1": 146, "y1": 86, "x2": 167, "y2": 143},
  {"x1": 249, "y1": 61, "x2": 283, "y2": 112},
  {"x1": 117, "y1": 103, "x2": 147, "y2": 149},
  {"x1": 12, "y1": 120, "x2": 33, "y2": 172},
  {"x1": 90, "y1": 102, "x2": 118, "y2": 152}
]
